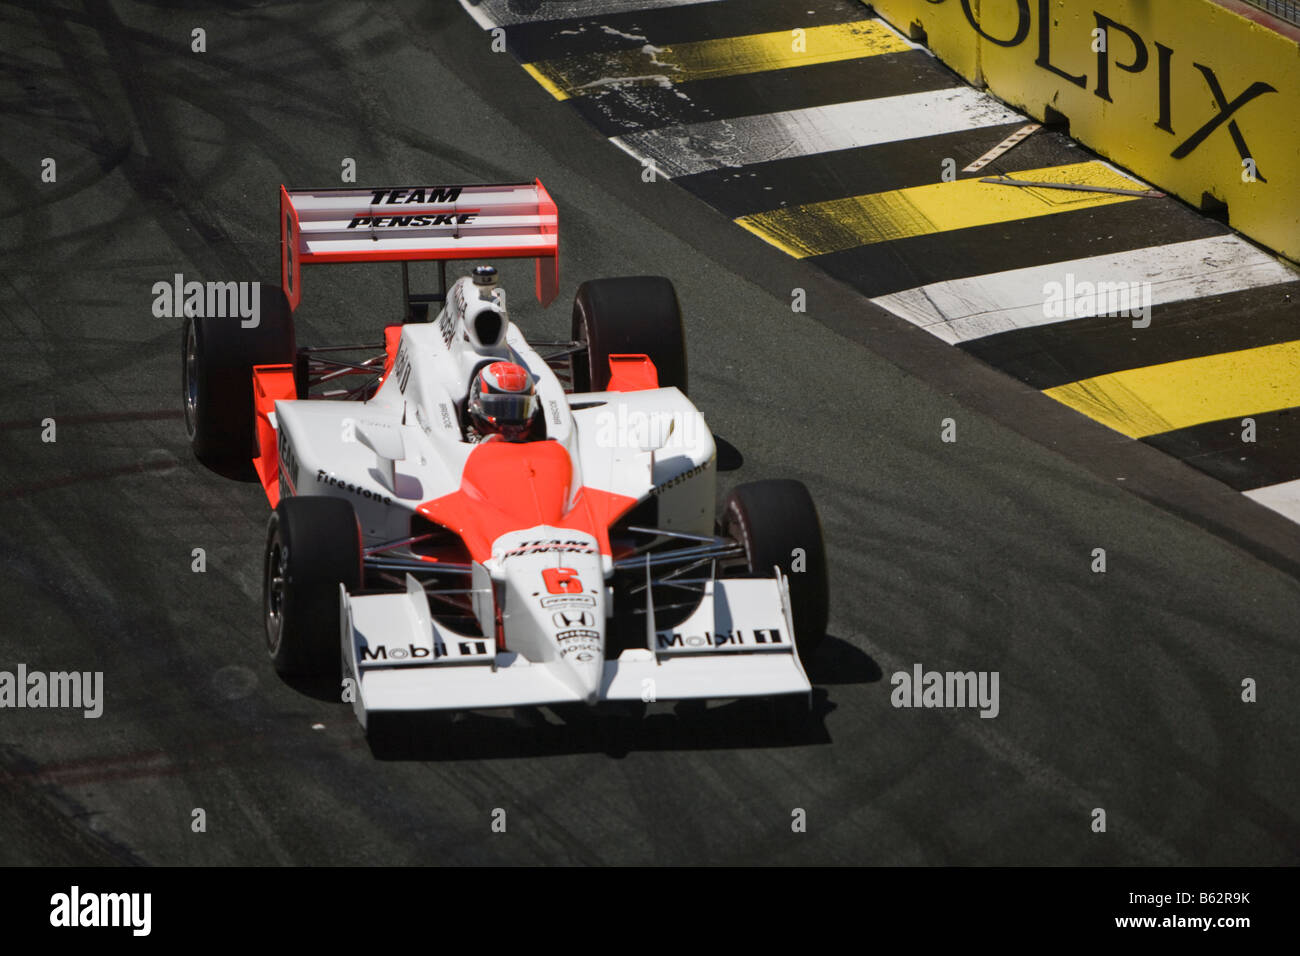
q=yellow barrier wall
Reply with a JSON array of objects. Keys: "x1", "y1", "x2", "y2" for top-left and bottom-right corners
[{"x1": 867, "y1": 0, "x2": 1300, "y2": 262}]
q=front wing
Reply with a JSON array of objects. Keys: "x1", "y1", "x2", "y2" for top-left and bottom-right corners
[{"x1": 341, "y1": 575, "x2": 810, "y2": 725}]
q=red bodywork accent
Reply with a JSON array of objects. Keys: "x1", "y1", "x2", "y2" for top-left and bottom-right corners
[
  {"x1": 374, "y1": 324, "x2": 403, "y2": 388},
  {"x1": 543, "y1": 568, "x2": 583, "y2": 594},
  {"x1": 252, "y1": 364, "x2": 297, "y2": 506},
  {"x1": 535, "y1": 179, "x2": 559, "y2": 307},
  {"x1": 418, "y1": 439, "x2": 636, "y2": 562},
  {"x1": 606, "y1": 354, "x2": 660, "y2": 392}
]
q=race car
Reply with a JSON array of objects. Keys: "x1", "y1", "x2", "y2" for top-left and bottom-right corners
[{"x1": 181, "y1": 180, "x2": 828, "y2": 747}]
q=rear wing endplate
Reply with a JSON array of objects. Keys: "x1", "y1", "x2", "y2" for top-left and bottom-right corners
[{"x1": 279, "y1": 181, "x2": 559, "y2": 310}]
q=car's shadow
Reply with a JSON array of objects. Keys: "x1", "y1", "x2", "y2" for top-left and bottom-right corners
[
  {"x1": 804, "y1": 633, "x2": 884, "y2": 686},
  {"x1": 361, "y1": 634, "x2": 880, "y2": 761},
  {"x1": 283, "y1": 673, "x2": 349, "y2": 702},
  {"x1": 713, "y1": 435, "x2": 744, "y2": 471}
]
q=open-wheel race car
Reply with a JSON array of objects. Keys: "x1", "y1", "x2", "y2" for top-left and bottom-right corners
[{"x1": 182, "y1": 180, "x2": 828, "y2": 749}]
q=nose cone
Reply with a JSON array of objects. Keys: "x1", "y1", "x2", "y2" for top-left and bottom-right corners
[
  {"x1": 495, "y1": 533, "x2": 607, "y2": 705},
  {"x1": 556, "y1": 645, "x2": 604, "y2": 704}
]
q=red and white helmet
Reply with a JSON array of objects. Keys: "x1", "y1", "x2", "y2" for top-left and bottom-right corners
[{"x1": 467, "y1": 361, "x2": 538, "y2": 441}]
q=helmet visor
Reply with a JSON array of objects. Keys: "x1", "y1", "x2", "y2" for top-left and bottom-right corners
[{"x1": 476, "y1": 391, "x2": 537, "y2": 426}]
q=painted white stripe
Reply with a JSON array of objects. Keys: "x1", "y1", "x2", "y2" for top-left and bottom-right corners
[
  {"x1": 610, "y1": 87, "x2": 1024, "y2": 178},
  {"x1": 1244, "y1": 480, "x2": 1300, "y2": 524},
  {"x1": 460, "y1": 0, "x2": 720, "y2": 30},
  {"x1": 871, "y1": 235, "x2": 1300, "y2": 345}
]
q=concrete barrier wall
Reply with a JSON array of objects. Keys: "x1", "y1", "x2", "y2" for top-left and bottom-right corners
[{"x1": 867, "y1": 0, "x2": 1300, "y2": 262}]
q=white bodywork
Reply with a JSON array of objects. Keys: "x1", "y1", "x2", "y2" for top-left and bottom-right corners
[{"x1": 273, "y1": 274, "x2": 810, "y2": 721}]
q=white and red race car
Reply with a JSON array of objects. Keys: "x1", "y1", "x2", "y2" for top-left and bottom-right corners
[{"x1": 182, "y1": 180, "x2": 828, "y2": 745}]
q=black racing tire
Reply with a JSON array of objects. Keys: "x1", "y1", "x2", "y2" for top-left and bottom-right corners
[
  {"x1": 571, "y1": 276, "x2": 687, "y2": 395},
  {"x1": 722, "y1": 479, "x2": 829, "y2": 665},
  {"x1": 183, "y1": 283, "x2": 295, "y2": 463},
  {"x1": 263, "y1": 496, "x2": 362, "y2": 679}
]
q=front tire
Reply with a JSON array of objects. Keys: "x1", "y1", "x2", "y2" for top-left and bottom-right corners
[
  {"x1": 722, "y1": 480, "x2": 829, "y2": 665},
  {"x1": 264, "y1": 496, "x2": 362, "y2": 678},
  {"x1": 571, "y1": 276, "x2": 688, "y2": 394}
]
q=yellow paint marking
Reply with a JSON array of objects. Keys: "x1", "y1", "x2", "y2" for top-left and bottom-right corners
[
  {"x1": 735, "y1": 162, "x2": 1145, "y2": 258},
  {"x1": 522, "y1": 63, "x2": 569, "y2": 100},
  {"x1": 523, "y1": 21, "x2": 911, "y2": 101},
  {"x1": 1044, "y1": 340, "x2": 1300, "y2": 439}
]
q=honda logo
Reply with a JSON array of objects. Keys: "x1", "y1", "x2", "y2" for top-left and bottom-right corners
[{"x1": 552, "y1": 610, "x2": 594, "y2": 628}]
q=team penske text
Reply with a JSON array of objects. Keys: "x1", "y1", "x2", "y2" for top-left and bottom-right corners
[{"x1": 348, "y1": 213, "x2": 478, "y2": 229}]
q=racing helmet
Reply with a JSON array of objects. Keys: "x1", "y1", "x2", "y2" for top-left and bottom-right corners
[{"x1": 467, "y1": 361, "x2": 538, "y2": 441}]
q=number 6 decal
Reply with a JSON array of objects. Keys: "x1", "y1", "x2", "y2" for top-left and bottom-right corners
[{"x1": 543, "y1": 568, "x2": 582, "y2": 594}]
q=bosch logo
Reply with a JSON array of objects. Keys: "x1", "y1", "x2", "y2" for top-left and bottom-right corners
[
  {"x1": 553, "y1": 610, "x2": 594, "y2": 628},
  {"x1": 557, "y1": 630, "x2": 601, "y2": 661}
]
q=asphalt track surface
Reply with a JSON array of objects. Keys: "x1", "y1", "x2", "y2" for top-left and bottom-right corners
[{"x1": 1, "y1": 0, "x2": 1298, "y2": 865}]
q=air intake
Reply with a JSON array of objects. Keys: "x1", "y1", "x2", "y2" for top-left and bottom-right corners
[{"x1": 473, "y1": 309, "x2": 503, "y2": 346}]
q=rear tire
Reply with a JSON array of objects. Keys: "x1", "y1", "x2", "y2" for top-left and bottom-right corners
[
  {"x1": 571, "y1": 276, "x2": 687, "y2": 394},
  {"x1": 722, "y1": 480, "x2": 829, "y2": 665},
  {"x1": 263, "y1": 496, "x2": 362, "y2": 679},
  {"x1": 183, "y1": 283, "x2": 295, "y2": 463}
]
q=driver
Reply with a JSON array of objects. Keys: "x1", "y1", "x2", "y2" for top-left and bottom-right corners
[{"x1": 465, "y1": 361, "x2": 539, "y2": 443}]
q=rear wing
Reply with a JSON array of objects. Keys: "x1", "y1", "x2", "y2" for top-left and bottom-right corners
[{"x1": 279, "y1": 180, "x2": 559, "y2": 310}]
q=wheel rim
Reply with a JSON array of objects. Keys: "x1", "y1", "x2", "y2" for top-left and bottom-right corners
[
  {"x1": 183, "y1": 321, "x2": 198, "y2": 437},
  {"x1": 265, "y1": 540, "x2": 286, "y2": 653}
]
